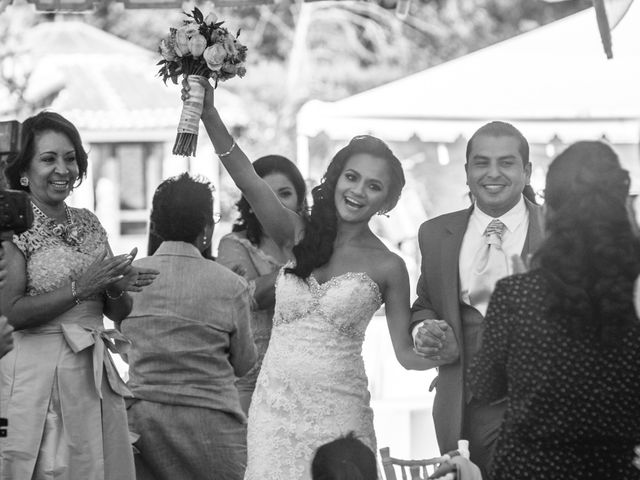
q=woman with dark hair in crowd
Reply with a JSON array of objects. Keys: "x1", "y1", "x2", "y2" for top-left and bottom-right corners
[
  {"x1": 184, "y1": 78, "x2": 437, "y2": 480},
  {"x1": 217, "y1": 154, "x2": 307, "y2": 413},
  {"x1": 121, "y1": 173, "x2": 256, "y2": 480},
  {"x1": 311, "y1": 432, "x2": 377, "y2": 480},
  {"x1": 470, "y1": 141, "x2": 640, "y2": 479},
  {"x1": 0, "y1": 111, "x2": 157, "y2": 479}
]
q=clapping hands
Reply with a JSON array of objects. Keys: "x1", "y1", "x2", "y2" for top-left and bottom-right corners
[
  {"x1": 111, "y1": 248, "x2": 160, "y2": 294},
  {"x1": 75, "y1": 247, "x2": 158, "y2": 300}
]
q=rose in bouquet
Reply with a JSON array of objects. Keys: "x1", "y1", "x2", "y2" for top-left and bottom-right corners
[{"x1": 157, "y1": 8, "x2": 247, "y2": 156}]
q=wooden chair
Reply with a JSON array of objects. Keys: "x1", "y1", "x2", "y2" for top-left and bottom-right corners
[{"x1": 379, "y1": 447, "x2": 443, "y2": 480}]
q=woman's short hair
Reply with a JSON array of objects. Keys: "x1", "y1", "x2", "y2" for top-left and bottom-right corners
[
  {"x1": 232, "y1": 154, "x2": 307, "y2": 245},
  {"x1": 150, "y1": 173, "x2": 215, "y2": 244},
  {"x1": 311, "y1": 432, "x2": 377, "y2": 480},
  {"x1": 4, "y1": 111, "x2": 89, "y2": 191}
]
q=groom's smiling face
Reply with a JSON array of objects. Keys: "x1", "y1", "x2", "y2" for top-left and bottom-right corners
[{"x1": 465, "y1": 134, "x2": 531, "y2": 218}]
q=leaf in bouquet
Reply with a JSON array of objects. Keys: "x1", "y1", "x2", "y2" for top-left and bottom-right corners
[
  {"x1": 213, "y1": 21, "x2": 225, "y2": 28},
  {"x1": 156, "y1": 59, "x2": 166, "y2": 66},
  {"x1": 236, "y1": 28, "x2": 241, "y2": 38},
  {"x1": 192, "y1": 7, "x2": 204, "y2": 24}
]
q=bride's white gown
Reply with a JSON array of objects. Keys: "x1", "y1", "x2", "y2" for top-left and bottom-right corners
[{"x1": 244, "y1": 269, "x2": 381, "y2": 480}]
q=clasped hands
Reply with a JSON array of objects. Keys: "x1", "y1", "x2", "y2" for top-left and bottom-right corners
[
  {"x1": 75, "y1": 247, "x2": 159, "y2": 300},
  {"x1": 413, "y1": 319, "x2": 459, "y2": 364}
]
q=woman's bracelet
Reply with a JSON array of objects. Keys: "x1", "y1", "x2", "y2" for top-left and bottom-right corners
[
  {"x1": 105, "y1": 288, "x2": 125, "y2": 300},
  {"x1": 216, "y1": 138, "x2": 236, "y2": 158},
  {"x1": 71, "y1": 280, "x2": 82, "y2": 305}
]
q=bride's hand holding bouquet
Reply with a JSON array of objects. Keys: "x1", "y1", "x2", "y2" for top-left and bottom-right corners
[{"x1": 157, "y1": 7, "x2": 247, "y2": 157}]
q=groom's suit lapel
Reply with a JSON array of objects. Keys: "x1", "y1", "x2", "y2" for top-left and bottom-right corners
[{"x1": 442, "y1": 207, "x2": 473, "y2": 339}]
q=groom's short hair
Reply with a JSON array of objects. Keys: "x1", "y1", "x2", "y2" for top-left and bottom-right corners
[{"x1": 466, "y1": 121, "x2": 530, "y2": 166}]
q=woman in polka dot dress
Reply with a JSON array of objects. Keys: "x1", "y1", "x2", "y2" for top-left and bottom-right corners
[{"x1": 470, "y1": 141, "x2": 640, "y2": 480}]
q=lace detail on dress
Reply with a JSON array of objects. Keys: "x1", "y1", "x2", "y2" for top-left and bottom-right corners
[
  {"x1": 245, "y1": 270, "x2": 380, "y2": 480},
  {"x1": 13, "y1": 206, "x2": 108, "y2": 297}
]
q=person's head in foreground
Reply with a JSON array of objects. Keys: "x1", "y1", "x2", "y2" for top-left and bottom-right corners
[
  {"x1": 534, "y1": 140, "x2": 640, "y2": 343},
  {"x1": 311, "y1": 432, "x2": 377, "y2": 480},
  {"x1": 150, "y1": 173, "x2": 216, "y2": 254}
]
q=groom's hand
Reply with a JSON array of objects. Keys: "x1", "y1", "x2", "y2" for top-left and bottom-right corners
[{"x1": 414, "y1": 319, "x2": 459, "y2": 363}]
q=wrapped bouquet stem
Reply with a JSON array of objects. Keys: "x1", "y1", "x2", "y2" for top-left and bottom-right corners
[
  {"x1": 157, "y1": 7, "x2": 247, "y2": 157},
  {"x1": 174, "y1": 75, "x2": 207, "y2": 156}
]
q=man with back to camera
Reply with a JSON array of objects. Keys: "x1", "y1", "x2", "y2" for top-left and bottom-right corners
[{"x1": 410, "y1": 121, "x2": 544, "y2": 479}]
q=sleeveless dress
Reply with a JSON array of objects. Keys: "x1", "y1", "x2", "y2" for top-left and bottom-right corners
[
  {"x1": 0, "y1": 206, "x2": 135, "y2": 480},
  {"x1": 244, "y1": 268, "x2": 381, "y2": 480},
  {"x1": 216, "y1": 232, "x2": 282, "y2": 410}
]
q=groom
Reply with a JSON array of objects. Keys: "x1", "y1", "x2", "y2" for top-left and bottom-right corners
[{"x1": 410, "y1": 121, "x2": 544, "y2": 479}]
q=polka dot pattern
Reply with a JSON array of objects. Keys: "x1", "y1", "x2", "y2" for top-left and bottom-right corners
[{"x1": 469, "y1": 269, "x2": 640, "y2": 480}]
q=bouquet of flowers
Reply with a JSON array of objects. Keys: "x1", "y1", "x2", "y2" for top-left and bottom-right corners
[{"x1": 157, "y1": 7, "x2": 248, "y2": 157}]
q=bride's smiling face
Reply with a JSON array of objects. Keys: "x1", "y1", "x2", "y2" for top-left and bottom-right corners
[{"x1": 334, "y1": 153, "x2": 391, "y2": 223}]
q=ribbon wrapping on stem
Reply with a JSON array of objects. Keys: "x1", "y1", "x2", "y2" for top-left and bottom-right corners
[{"x1": 173, "y1": 75, "x2": 207, "y2": 156}]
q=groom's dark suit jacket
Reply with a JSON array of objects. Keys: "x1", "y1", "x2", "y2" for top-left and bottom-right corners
[{"x1": 410, "y1": 198, "x2": 544, "y2": 454}]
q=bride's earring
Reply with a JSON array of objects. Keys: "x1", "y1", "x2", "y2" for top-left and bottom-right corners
[{"x1": 20, "y1": 176, "x2": 29, "y2": 187}]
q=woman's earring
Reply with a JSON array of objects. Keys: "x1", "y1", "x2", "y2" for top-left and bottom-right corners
[{"x1": 20, "y1": 176, "x2": 29, "y2": 187}]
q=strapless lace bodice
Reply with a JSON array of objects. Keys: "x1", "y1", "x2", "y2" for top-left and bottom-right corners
[
  {"x1": 245, "y1": 270, "x2": 382, "y2": 480},
  {"x1": 274, "y1": 270, "x2": 382, "y2": 339}
]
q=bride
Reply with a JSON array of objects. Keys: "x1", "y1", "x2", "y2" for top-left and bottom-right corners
[{"x1": 191, "y1": 79, "x2": 443, "y2": 480}]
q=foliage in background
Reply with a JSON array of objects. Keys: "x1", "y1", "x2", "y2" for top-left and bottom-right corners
[
  {"x1": 0, "y1": 0, "x2": 591, "y2": 209},
  {"x1": 83, "y1": 0, "x2": 591, "y2": 159}
]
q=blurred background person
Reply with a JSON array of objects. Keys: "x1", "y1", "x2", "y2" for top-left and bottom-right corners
[
  {"x1": 470, "y1": 141, "x2": 640, "y2": 480},
  {"x1": 217, "y1": 154, "x2": 307, "y2": 414},
  {"x1": 120, "y1": 173, "x2": 256, "y2": 480},
  {"x1": 0, "y1": 111, "x2": 157, "y2": 479}
]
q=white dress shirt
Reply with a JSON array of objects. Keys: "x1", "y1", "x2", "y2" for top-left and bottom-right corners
[
  {"x1": 459, "y1": 196, "x2": 529, "y2": 306},
  {"x1": 412, "y1": 197, "x2": 530, "y2": 342}
]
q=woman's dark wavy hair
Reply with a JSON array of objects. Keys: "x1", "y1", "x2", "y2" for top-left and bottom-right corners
[
  {"x1": 287, "y1": 135, "x2": 405, "y2": 279},
  {"x1": 149, "y1": 173, "x2": 214, "y2": 246},
  {"x1": 533, "y1": 140, "x2": 640, "y2": 344},
  {"x1": 4, "y1": 111, "x2": 89, "y2": 191},
  {"x1": 311, "y1": 432, "x2": 377, "y2": 480},
  {"x1": 232, "y1": 154, "x2": 307, "y2": 245}
]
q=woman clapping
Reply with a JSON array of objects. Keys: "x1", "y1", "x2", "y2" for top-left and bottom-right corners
[{"x1": 0, "y1": 111, "x2": 157, "y2": 480}]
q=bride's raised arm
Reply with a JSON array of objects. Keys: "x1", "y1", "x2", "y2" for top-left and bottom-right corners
[{"x1": 194, "y1": 78, "x2": 303, "y2": 250}]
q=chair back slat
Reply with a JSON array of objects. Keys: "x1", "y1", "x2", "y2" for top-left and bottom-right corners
[
  {"x1": 379, "y1": 447, "x2": 443, "y2": 480},
  {"x1": 379, "y1": 447, "x2": 397, "y2": 480}
]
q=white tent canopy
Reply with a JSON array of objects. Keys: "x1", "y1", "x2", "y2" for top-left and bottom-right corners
[{"x1": 297, "y1": 3, "x2": 640, "y2": 147}]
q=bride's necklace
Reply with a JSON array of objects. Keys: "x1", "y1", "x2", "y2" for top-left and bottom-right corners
[{"x1": 32, "y1": 202, "x2": 85, "y2": 246}]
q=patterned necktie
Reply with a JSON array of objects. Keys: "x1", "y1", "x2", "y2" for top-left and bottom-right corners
[{"x1": 468, "y1": 219, "x2": 508, "y2": 317}]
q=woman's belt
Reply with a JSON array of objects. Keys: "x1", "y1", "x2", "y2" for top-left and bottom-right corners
[{"x1": 26, "y1": 323, "x2": 132, "y2": 399}]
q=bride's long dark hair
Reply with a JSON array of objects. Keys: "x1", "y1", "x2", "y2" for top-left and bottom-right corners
[
  {"x1": 286, "y1": 135, "x2": 405, "y2": 280},
  {"x1": 533, "y1": 141, "x2": 640, "y2": 344}
]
